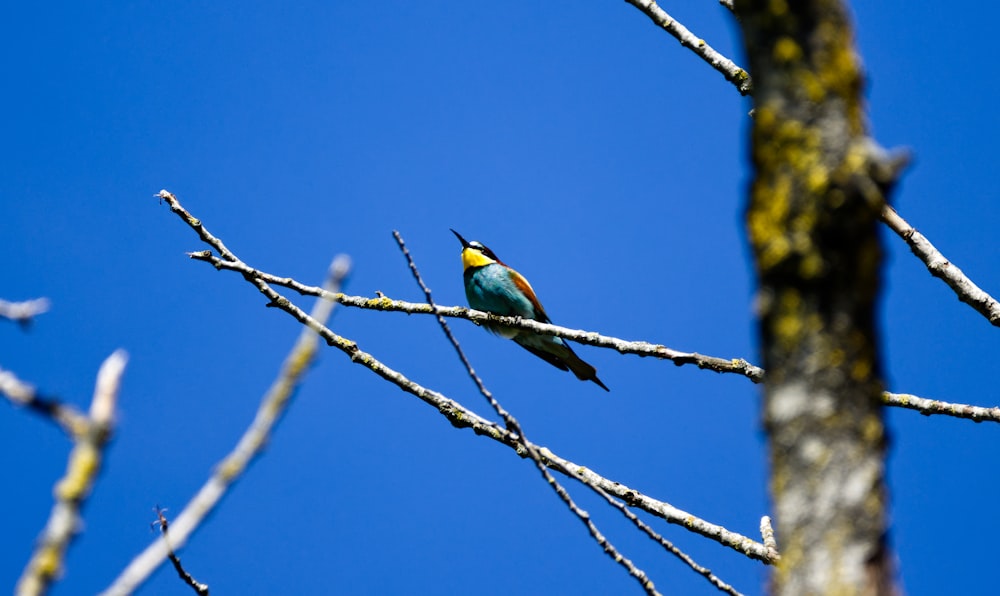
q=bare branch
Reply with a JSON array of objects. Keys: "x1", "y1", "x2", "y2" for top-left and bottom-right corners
[
  {"x1": 0, "y1": 298, "x2": 51, "y2": 328},
  {"x1": 567, "y1": 462, "x2": 745, "y2": 595},
  {"x1": 567, "y1": 460, "x2": 772, "y2": 561},
  {"x1": 101, "y1": 256, "x2": 349, "y2": 596},
  {"x1": 152, "y1": 191, "x2": 775, "y2": 563},
  {"x1": 152, "y1": 507, "x2": 209, "y2": 596},
  {"x1": 0, "y1": 366, "x2": 91, "y2": 438},
  {"x1": 881, "y1": 205, "x2": 1000, "y2": 326},
  {"x1": 185, "y1": 248, "x2": 1000, "y2": 424},
  {"x1": 623, "y1": 0, "x2": 751, "y2": 95},
  {"x1": 759, "y1": 516, "x2": 779, "y2": 561},
  {"x1": 394, "y1": 230, "x2": 661, "y2": 595},
  {"x1": 623, "y1": 4, "x2": 997, "y2": 329},
  {"x1": 17, "y1": 350, "x2": 128, "y2": 596},
  {"x1": 148, "y1": 189, "x2": 1000, "y2": 591},
  {"x1": 186, "y1": 249, "x2": 765, "y2": 382},
  {"x1": 883, "y1": 391, "x2": 1000, "y2": 422}
]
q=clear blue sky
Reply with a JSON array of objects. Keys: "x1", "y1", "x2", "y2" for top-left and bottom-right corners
[{"x1": 2, "y1": 2, "x2": 997, "y2": 595}]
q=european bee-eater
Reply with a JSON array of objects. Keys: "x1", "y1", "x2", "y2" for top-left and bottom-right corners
[{"x1": 451, "y1": 229, "x2": 609, "y2": 391}]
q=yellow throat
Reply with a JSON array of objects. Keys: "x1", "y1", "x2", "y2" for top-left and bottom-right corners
[{"x1": 461, "y1": 247, "x2": 497, "y2": 271}]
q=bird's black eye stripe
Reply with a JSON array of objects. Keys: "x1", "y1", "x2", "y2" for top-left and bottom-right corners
[{"x1": 466, "y1": 240, "x2": 499, "y2": 261}]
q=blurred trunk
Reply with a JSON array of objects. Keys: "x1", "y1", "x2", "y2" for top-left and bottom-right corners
[{"x1": 734, "y1": 1, "x2": 897, "y2": 593}]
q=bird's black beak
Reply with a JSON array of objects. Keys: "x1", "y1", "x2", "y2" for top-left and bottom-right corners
[{"x1": 450, "y1": 229, "x2": 470, "y2": 248}]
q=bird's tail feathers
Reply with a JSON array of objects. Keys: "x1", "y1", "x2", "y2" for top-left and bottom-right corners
[
  {"x1": 565, "y1": 356, "x2": 610, "y2": 392},
  {"x1": 518, "y1": 340, "x2": 609, "y2": 392}
]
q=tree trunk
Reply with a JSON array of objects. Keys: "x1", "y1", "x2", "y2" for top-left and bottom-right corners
[{"x1": 734, "y1": 1, "x2": 898, "y2": 593}]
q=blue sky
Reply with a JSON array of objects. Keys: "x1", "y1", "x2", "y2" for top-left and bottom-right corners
[{"x1": 2, "y1": 2, "x2": 997, "y2": 595}]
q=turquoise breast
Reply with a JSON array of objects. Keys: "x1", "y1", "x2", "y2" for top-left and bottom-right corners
[{"x1": 464, "y1": 264, "x2": 537, "y2": 319}]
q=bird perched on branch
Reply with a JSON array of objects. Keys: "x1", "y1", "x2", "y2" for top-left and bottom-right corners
[{"x1": 450, "y1": 229, "x2": 609, "y2": 391}]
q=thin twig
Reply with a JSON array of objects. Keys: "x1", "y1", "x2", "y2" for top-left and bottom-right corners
[
  {"x1": 568, "y1": 461, "x2": 772, "y2": 561},
  {"x1": 101, "y1": 256, "x2": 350, "y2": 596},
  {"x1": 623, "y1": 0, "x2": 751, "y2": 95},
  {"x1": 17, "y1": 351, "x2": 128, "y2": 596},
  {"x1": 391, "y1": 231, "x2": 520, "y2": 432},
  {"x1": 152, "y1": 507, "x2": 209, "y2": 596},
  {"x1": 881, "y1": 206, "x2": 1000, "y2": 326},
  {"x1": 153, "y1": 191, "x2": 775, "y2": 563},
  {"x1": 394, "y1": 231, "x2": 661, "y2": 595},
  {"x1": 0, "y1": 366, "x2": 91, "y2": 438},
  {"x1": 581, "y1": 482, "x2": 743, "y2": 595},
  {"x1": 759, "y1": 516, "x2": 779, "y2": 562},
  {"x1": 0, "y1": 298, "x2": 51, "y2": 328},
  {"x1": 882, "y1": 391, "x2": 1000, "y2": 422}
]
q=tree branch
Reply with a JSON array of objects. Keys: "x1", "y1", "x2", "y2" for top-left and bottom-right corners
[
  {"x1": 184, "y1": 244, "x2": 1000, "y2": 425},
  {"x1": 148, "y1": 188, "x2": 1000, "y2": 591},
  {"x1": 0, "y1": 366, "x2": 91, "y2": 438},
  {"x1": 152, "y1": 507, "x2": 210, "y2": 596},
  {"x1": 186, "y1": 247, "x2": 764, "y2": 382},
  {"x1": 101, "y1": 256, "x2": 349, "y2": 596},
  {"x1": 881, "y1": 205, "x2": 1000, "y2": 326},
  {"x1": 0, "y1": 298, "x2": 51, "y2": 328},
  {"x1": 152, "y1": 190, "x2": 777, "y2": 564},
  {"x1": 394, "y1": 230, "x2": 663, "y2": 595},
  {"x1": 759, "y1": 516, "x2": 778, "y2": 561},
  {"x1": 17, "y1": 350, "x2": 128, "y2": 596},
  {"x1": 623, "y1": 0, "x2": 751, "y2": 95},
  {"x1": 623, "y1": 2, "x2": 1000, "y2": 330},
  {"x1": 883, "y1": 391, "x2": 1000, "y2": 422}
]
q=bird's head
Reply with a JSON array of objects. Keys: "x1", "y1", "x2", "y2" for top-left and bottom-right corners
[{"x1": 451, "y1": 229, "x2": 503, "y2": 271}]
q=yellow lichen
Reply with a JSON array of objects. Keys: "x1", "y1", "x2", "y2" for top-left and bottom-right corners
[
  {"x1": 56, "y1": 446, "x2": 99, "y2": 501},
  {"x1": 778, "y1": 117, "x2": 804, "y2": 141},
  {"x1": 38, "y1": 545, "x2": 62, "y2": 577},
  {"x1": 806, "y1": 164, "x2": 829, "y2": 193},
  {"x1": 755, "y1": 105, "x2": 777, "y2": 129},
  {"x1": 217, "y1": 456, "x2": 244, "y2": 481},
  {"x1": 771, "y1": 290, "x2": 806, "y2": 346},
  {"x1": 769, "y1": 0, "x2": 789, "y2": 16},
  {"x1": 774, "y1": 311, "x2": 802, "y2": 345},
  {"x1": 851, "y1": 358, "x2": 872, "y2": 381},
  {"x1": 773, "y1": 37, "x2": 802, "y2": 64},
  {"x1": 861, "y1": 415, "x2": 884, "y2": 443},
  {"x1": 800, "y1": 253, "x2": 823, "y2": 278},
  {"x1": 799, "y1": 70, "x2": 826, "y2": 103}
]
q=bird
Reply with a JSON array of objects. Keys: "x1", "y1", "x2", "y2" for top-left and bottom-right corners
[{"x1": 450, "y1": 229, "x2": 609, "y2": 391}]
